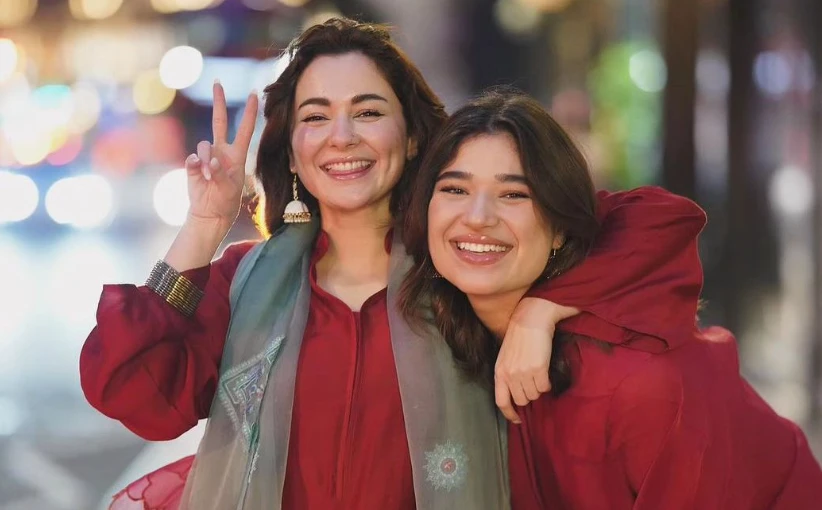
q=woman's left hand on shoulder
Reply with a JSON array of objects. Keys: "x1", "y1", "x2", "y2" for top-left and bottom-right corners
[{"x1": 495, "y1": 298, "x2": 579, "y2": 423}]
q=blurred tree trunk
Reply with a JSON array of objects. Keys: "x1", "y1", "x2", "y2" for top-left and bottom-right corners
[
  {"x1": 722, "y1": 0, "x2": 758, "y2": 335},
  {"x1": 661, "y1": 0, "x2": 698, "y2": 200}
]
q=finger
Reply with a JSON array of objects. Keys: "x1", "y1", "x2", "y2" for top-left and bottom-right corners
[
  {"x1": 522, "y1": 378, "x2": 541, "y2": 402},
  {"x1": 510, "y1": 381, "x2": 529, "y2": 407},
  {"x1": 234, "y1": 90, "x2": 259, "y2": 152},
  {"x1": 184, "y1": 153, "x2": 202, "y2": 176},
  {"x1": 197, "y1": 141, "x2": 212, "y2": 181},
  {"x1": 208, "y1": 157, "x2": 222, "y2": 181},
  {"x1": 495, "y1": 376, "x2": 521, "y2": 424},
  {"x1": 534, "y1": 369, "x2": 551, "y2": 394},
  {"x1": 212, "y1": 79, "x2": 228, "y2": 145}
]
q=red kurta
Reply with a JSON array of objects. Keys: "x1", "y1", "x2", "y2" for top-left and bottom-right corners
[
  {"x1": 82, "y1": 186, "x2": 709, "y2": 509},
  {"x1": 508, "y1": 327, "x2": 822, "y2": 510}
]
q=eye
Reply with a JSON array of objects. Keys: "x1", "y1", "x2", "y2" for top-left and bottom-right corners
[
  {"x1": 502, "y1": 191, "x2": 530, "y2": 199},
  {"x1": 301, "y1": 114, "x2": 327, "y2": 123},
  {"x1": 437, "y1": 185, "x2": 467, "y2": 195},
  {"x1": 356, "y1": 109, "x2": 384, "y2": 119}
]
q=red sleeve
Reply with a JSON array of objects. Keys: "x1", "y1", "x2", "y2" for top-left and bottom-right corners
[
  {"x1": 528, "y1": 186, "x2": 706, "y2": 351},
  {"x1": 608, "y1": 358, "x2": 708, "y2": 509},
  {"x1": 79, "y1": 241, "x2": 257, "y2": 441}
]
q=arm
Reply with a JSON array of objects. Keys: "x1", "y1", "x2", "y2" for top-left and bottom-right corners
[
  {"x1": 529, "y1": 186, "x2": 706, "y2": 349},
  {"x1": 80, "y1": 82, "x2": 260, "y2": 440},
  {"x1": 495, "y1": 186, "x2": 706, "y2": 419},
  {"x1": 79, "y1": 241, "x2": 254, "y2": 440},
  {"x1": 609, "y1": 357, "x2": 708, "y2": 509}
]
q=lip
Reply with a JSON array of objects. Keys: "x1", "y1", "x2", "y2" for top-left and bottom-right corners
[
  {"x1": 320, "y1": 157, "x2": 375, "y2": 180},
  {"x1": 448, "y1": 234, "x2": 513, "y2": 266}
]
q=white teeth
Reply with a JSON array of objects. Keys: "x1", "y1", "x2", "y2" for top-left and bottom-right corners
[
  {"x1": 324, "y1": 160, "x2": 371, "y2": 172},
  {"x1": 456, "y1": 242, "x2": 509, "y2": 253}
]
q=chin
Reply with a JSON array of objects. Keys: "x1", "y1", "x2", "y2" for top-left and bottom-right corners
[{"x1": 442, "y1": 274, "x2": 505, "y2": 297}]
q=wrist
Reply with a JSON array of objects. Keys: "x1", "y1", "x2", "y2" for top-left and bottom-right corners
[
  {"x1": 164, "y1": 216, "x2": 231, "y2": 272},
  {"x1": 183, "y1": 214, "x2": 233, "y2": 237},
  {"x1": 512, "y1": 298, "x2": 579, "y2": 328}
]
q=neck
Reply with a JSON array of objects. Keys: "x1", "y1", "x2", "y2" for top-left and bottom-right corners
[
  {"x1": 467, "y1": 289, "x2": 528, "y2": 341},
  {"x1": 317, "y1": 202, "x2": 392, "y2": 280}
]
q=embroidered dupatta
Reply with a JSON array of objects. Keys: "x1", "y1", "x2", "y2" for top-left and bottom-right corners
[{"x1": 178, "y1": 220, "x2": 510, "y2": 509}]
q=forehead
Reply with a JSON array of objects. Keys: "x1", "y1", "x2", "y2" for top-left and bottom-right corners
[
  {"x1": 295, "y1": 52, "x2": 399, "y2": 105},
  {"x1": 445, "y1": 133, "x2": 523, "y2": 175}
]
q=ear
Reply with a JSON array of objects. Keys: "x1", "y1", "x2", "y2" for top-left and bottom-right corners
[
  {"x1": 406, "y1": 136, "x2": 419, "y2": 160},
  {"x1": 552, "y1": 232, "x2": 566, "y2": 251}
]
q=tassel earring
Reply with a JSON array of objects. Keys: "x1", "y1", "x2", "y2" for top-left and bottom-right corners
[{"x1": 283, "y1": 173, "x2": 311, "y2": 224}]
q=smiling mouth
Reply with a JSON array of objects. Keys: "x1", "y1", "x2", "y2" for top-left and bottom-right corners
[
  {"x1": 455, "y1": 241, "x2": 510, "y2": 253},
  {"x1": 451, "y1": 241, "x2": 511, "y2": 265},
  {"x1": 322, "y1": 160, "x2": 375, "y2": 177}
]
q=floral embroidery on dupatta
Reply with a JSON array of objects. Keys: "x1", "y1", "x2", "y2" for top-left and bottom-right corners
[
  {"x1": 217, "y1": 335, "x2": 284, "y2": 446},
  {"x1": 424, "y1": 440, "x2": 468, "y2": 491}
]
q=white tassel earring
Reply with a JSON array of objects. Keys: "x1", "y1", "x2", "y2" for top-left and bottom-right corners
[{"x1": 283, "y1": 173, "x2": 311, "y2": 224}]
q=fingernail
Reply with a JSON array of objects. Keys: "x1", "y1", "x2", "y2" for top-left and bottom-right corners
[
  {"x1": 210, "y1": 157, "x2": 219, "y2": 170},
  {"x1": 214, "y1": 78, "x2": 221, "y2": 85},
  {"x1": 203, "y1": 166, "x2": 212, "y2": 181},
  {"x1": 250, "y1": 88, "x2": 258, "y2": 96},
  {"x1": 187, "y1": 154, "x2": 200, "y2": 164}
]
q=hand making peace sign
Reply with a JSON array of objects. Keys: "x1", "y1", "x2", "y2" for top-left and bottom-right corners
[{"x1": 184, "y1": 80, "x2": 260, "y2": 227}]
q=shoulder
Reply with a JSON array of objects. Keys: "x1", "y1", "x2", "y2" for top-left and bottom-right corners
[
  {"x1": 213, "y1": 240, "x2": 262, "y2": 279},
  {"x1": 611, "y1": 349, "x2": 686, "y2": 407},
  {"x1": 219, "y1": 240, "x2": 260, "y2": 262}
]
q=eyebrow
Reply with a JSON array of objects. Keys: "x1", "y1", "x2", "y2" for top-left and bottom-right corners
[
  {"x1": 435, "y1": 170, "x2": 528, "y2": 185},
  {"x1": 297, "y1": 93, "x2": 389, "y2": 110}
]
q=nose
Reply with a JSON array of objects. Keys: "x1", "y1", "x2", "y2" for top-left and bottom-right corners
[
  {"x1": 328, "y1": 115, "x2": 359, "y2": 148},
  {"x1": 462, "y1": 193, "x2": 499, "y2": 229}
]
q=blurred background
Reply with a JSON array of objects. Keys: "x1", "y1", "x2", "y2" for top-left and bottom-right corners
[{"x1": 0, "y1": 0, "x2": 820, "y2": 508}]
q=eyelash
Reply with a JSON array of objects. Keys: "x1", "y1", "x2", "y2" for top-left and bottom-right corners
[
  {"x1": 436, "y1": 186, "x2": 530, "y2": 200},
  {"x1": 301, "y1": 110, "x2": 384, "y2": 123},
  {"x1": 437, "y1": 185, "x2": 466, "y2": 195},
  {"x1": 357, "y1": 109, "x2": 383, "y2": 118}
]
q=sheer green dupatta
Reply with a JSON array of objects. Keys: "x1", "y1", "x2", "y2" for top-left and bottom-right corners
[
  {"x1": 178, "y1": 220, "x2": 317, "y2": 509},
  {"x1": 179, "y1": 219, "x2": 510, "y2": 509},
  {"x1": 386, "y1": 233, "x2": 510, "y2": 509}
]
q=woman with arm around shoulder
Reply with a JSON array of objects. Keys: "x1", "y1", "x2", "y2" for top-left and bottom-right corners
[
  {"x1": 401, "y1": 87, "x2": 822, "y2": 509},
  {"x1": 86, "y1": 17, "x2": 721, "y2": 510},
  {"x1": 85, "y1": 18, "x2": 605, "y2": 510}
]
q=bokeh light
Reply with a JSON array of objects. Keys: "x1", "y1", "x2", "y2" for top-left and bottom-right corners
[
  {"x1": 0, "y1": 0, "x2": 38, "y2": 28},
  {"x1": 769, "y1": 165, "x2": 814, "y2": 217},
  {"x1": 69, "y1": 0, "x2": 123, "y2": 20},
  {"x1": 0, "y1": 171, "x2": 38, "y2": 223},
  {"x1": 153, "y1": 168, "x2": 190, "y2": 226},
  {"x1": 629, "y1": 49, "x2": 667, "y2": 93},
  {"x1": 151, "y1": 0, "x2": 223, "y2": 14},
  {"x1": 159, "y1": 45, "x2": 204, "y2": 90},
  {"x1": 495, "y1": 0, "x2": 541, "y2": 36},
  {"x1": 0, "y1": 38, "x2": 18, "y2": 83},
  {"x1": 45, "y1": 174, "x2": 115, "y2": 228},
  {"x1": 754, "y1": 51, "x2": 792, "y2": 97},
  {"x1": 68, "y1": 82, "x2": 103, "y2": 133},
  {"x1": 133, "y1": 69, "x2": 177, "y2": 115}
]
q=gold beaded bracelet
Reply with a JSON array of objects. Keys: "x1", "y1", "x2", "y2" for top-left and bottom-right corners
[{"x1": 145, "y1": 260, "x2": 205, "y2": 317}]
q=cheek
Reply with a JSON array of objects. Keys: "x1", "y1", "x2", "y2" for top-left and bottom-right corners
[
  {"x1": 362, "y1": 121, "x2": 407, "y2": 157},
  {"x1": 511, "y1": 211, "x2": 553, "y2": 274},
  {"x1": 427, "y1": 201, "x2": 449, "y2": 248},
  {"x1": 291, "y1": 126, "x2": 324, "y2": 162}
]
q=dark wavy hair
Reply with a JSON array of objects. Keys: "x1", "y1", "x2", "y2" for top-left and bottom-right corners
[
  {"x1": 253, "y1": 17, "x2": 448, "y2": 236},
  {"x1": 399, "y1": 88, "x2": 600, "y2": 393}
]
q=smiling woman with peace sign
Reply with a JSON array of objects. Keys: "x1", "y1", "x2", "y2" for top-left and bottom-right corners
[{"x1": 81, "y1": 18, "x2": 710, "y2": 510}]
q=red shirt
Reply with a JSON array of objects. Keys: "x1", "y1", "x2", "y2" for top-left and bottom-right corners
[
  {"x1": 81, "y1": 186, "x2": 710, "y2": 509},
  {"x1": 509, "y1": 327, "x2": 822, "y2": 510}
]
